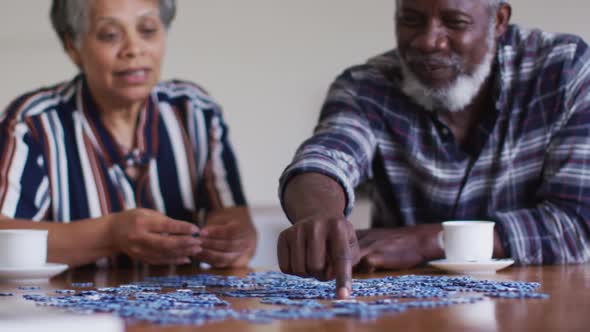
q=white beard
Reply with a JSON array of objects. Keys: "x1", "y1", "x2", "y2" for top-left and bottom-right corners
[{"x1": 399, "y1": 33, "x2": 496, "y2": 113}]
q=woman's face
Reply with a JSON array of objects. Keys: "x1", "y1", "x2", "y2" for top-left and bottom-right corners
[{"x1": 67, "y1": 0, "x2": 166, "y2": 107}]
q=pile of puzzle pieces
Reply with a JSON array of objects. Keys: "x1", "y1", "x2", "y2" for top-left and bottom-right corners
[{"x1": 7, "y1": 272, "x2": 549, "y2": 326}]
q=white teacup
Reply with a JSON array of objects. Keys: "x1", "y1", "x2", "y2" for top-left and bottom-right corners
[
  {"x1": 0, "y1": 230, "x2": 48, "y2": 268},
  {"x1": 438, "y1": 221, "x2": 495, "y2": 262}
]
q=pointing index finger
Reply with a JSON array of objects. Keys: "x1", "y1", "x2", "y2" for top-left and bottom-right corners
[{"x1": 330, "y1": 221, "x2": 353, "y2": 299}]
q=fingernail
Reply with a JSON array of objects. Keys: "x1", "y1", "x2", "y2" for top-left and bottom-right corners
[{"x1": 337, "y1": 287, "x2": 350, "y2": 299}]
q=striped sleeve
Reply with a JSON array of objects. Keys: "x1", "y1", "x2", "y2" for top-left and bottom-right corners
[
  {"x1": 198, "y1": 98, "x2": 247, "y2": 210},
  {"x1": 0, "y1": 103, "x2": 50, "y2": 220},
  {"x1": 279, "y1": 70, "x2": 377, "y2": 216},
  {"x1": 493, "y1": 40, "x2": 590, "y2": 264}
]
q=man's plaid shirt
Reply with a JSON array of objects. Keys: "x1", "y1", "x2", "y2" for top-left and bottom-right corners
[{"x1": 280, "y1": 24, "x2": 590, "y2": 265}]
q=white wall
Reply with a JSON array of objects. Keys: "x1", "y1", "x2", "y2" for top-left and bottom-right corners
[{"x1": 0, "y1": 1, "x2": 589, "y2": 207}]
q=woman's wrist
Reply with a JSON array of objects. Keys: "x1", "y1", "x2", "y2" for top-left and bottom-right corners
[{"x1": 97, "y1": 213, "x2": 119, "y2": 256}]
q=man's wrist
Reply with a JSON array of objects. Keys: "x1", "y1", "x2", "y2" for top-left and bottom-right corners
[
  {"x1": 418, "y1": 224, "x2": 445, "y2": 261},
  {"x1": 291, "y1": 212, "x2": 347, "y2": 225},
  {"x1": 493, "y1": 230, "x2": 508, "y2": 258}
]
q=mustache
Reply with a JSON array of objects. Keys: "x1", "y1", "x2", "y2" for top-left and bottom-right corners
[{"x1": 402, "y1": 52, "x2": 463, "y2": 70}]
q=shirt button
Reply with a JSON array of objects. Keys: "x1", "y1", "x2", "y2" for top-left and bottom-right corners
[{"x1": 441, "y1": 128, "x2": 449, "y2": 136}]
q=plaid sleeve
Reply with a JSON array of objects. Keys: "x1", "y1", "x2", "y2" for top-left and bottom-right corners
[
  {"x1": 492, "y1": 42, "x2": 590, "y2": 265},
  {"x1": 279, "y1": 70, "x2": 377, "y2": 216},
  {"x1": 0, "y1": 112, "x2": 49, "y2": 220}
]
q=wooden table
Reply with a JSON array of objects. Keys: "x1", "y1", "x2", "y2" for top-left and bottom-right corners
[{"x1": 1, "y1": 264, "x2": 589, "y2": 332}]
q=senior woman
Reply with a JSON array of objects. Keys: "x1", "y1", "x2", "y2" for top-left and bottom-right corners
[{"x1": 0, "y1": 0, "x2": 256, "y2": 268}]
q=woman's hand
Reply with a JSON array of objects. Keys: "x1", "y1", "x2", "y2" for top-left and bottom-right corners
[
  {"x1": 195, "y1": 207, "x2": 257, "y2": 268},
  {"x1": 108, "y1": 208, "x2": 202, "y2": 265}
]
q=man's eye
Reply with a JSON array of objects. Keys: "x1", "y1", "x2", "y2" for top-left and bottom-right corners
[
  {"x1": 399, "y1": 16, "x2": 423, "y2": 27},
  {"x1": 444, "y1": 19, "x2": 470, "y2": 30}
]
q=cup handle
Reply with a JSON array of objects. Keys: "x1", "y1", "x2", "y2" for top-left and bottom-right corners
[{"x1": 437, "y1": 231, "x2": 444, "y2": 250}]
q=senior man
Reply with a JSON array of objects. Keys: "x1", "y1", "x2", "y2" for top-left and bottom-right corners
[{"x1": 278, "y1": 0, "x2": 590, "y2": 298}]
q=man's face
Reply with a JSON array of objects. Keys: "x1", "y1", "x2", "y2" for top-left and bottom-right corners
[{"x1": 395, "y1": 0, "x2": 493, "y2": 90}]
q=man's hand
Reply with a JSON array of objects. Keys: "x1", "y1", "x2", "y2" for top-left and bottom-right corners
[
  {"x1": 195, "y1": 207, "x2": 257, "y2": 268},
  {"x1": 277, "y1": 216, "x2": 360, "y2": 299},
  {"x1": 109, "y1": 208, "x2": 202, "y2": 265},
  {"x1": 355, "y1": 224, "x2": 443, "y2": 273}
]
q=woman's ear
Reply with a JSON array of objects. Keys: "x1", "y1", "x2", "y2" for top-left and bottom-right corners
[
  {"x1": 495, "y1": 4, "x2": 512, "y2": 38},
  {"x1": 64, "y1": 36, "x2": 83, "y2": 70}
]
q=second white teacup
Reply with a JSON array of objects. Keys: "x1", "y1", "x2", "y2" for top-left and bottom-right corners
[
  {"x1": 439, "y1": 221, "x2": 495, "y2": 262},
  {"x1": 0, "y1": 229, "x2": 48, "y2": 268}
]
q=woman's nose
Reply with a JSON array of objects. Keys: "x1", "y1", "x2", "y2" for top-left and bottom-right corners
[{"x1": 121, "y1": 34, "x2": 144, "y2": 58}]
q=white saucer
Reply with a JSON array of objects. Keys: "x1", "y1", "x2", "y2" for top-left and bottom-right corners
[
  {"x1": 0, "y1": 263, "x2": 68, "y2": 282},
  {"x1": 428, "y1": 259, "x2": 515, "y2": 274}
]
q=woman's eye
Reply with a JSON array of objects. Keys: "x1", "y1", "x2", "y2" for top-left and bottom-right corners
[
  {"x1": 139, "y1": 19, "x2": 160, "y2": 37},
  {"x1": 141, "y1": 28, "x2": 158, "y2": 36},
  {"x1": 98, "y1": 31, "x2": 119, "y2": 42}
]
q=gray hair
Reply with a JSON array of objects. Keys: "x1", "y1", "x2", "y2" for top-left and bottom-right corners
[{"x1": 50, "y1": 0, "x2": 176, "y2": 49}]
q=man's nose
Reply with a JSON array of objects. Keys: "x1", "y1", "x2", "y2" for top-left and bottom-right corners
[{"x1": 411, "y1": 21, "x2": 449, "y2": 53}]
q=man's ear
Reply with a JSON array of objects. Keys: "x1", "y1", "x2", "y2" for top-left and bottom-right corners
[
  {"x1": 494, "y1": 4, "x2": 512, "y2": 37},
  {"x1": 64, "y1": 36, "x2": 83, "y2": 69}
]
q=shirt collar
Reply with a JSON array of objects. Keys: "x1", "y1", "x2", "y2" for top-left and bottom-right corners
[
  {"x1": 76, "y1": 75, "x2": 159, "y2": 169},
  {"x1": 493, "y1": 24, "x2": 516, "y2": 113}
]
